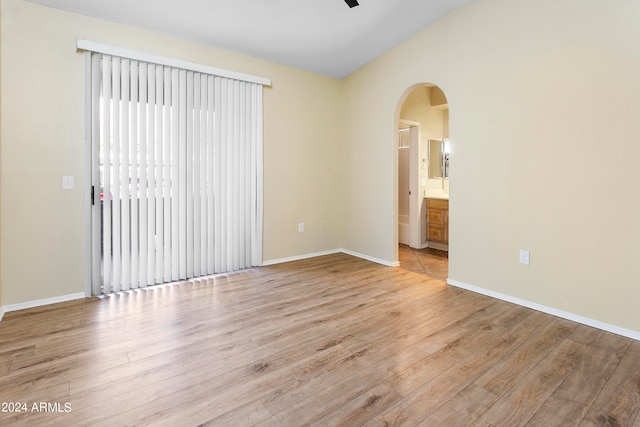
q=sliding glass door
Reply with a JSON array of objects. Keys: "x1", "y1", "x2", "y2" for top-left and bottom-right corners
[{"x1": 86, "y1": 49, "x2": 264, "y2": 295}]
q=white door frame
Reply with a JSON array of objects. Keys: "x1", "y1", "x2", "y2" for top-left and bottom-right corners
[{"x1": 399, "y1": 119, "x2": 421, "y2": 249}]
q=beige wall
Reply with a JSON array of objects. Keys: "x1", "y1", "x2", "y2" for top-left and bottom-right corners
[
  {"x1": 0, "y1": 0, "x2": 342, "y2": 305},
  {"x1": 2, "y1": 0, "x2": 639, "y2": 336},
  {"x1": 342, "y1": 0, "x2": 640, "y2": 333}
]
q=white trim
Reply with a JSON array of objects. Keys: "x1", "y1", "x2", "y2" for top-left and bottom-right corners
[
  {"x1": 263, "y1": 248, "x2": 400, "y2": 267},
  {"x1": 2, "y1": 293, "x2": 86, "y2": 314},
  {"x1": 77, "y1": 39, "x2": 272, "y2": 87},
  {"x1": 447, "y1": 279, "x2": 640, "y2": 342},
  {"x1": 398, "y1": 120, "x2": 421, "y2": 250},
  {"x1": 0, "y1": 308, "x2": 5, "y2": 322},
  {"x1": 262, "y1": 249, "x2": 342, "y2": 266},
  {"x1": 341, "y1": 249, "x2": 400, "y2": 267},
  {"x1": 83, "y1": 51, "x2": 93, "y2": 298},
  {"x1": 426, "y1": 241, "x2": 449, "y2": 252}
]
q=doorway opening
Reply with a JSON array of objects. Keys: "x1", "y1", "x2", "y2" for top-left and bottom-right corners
[{"x1": 395, "y1": 84, "x2": 450, "y2": 280}]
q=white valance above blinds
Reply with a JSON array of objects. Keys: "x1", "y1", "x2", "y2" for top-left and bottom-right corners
[{"x1": 77, "y1": 39, "x2": 271, "y2": 87}]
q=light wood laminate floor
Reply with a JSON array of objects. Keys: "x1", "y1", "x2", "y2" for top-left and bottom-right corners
[{"x1": 0, "y1": 252, "x2": 639, "y2": 426}]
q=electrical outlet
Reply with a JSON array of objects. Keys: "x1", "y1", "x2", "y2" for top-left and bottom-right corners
[
  {"x1": 298, "y1": 222, "x2": 304, "y2": 233},
  {"x1": 519, "y1": 250, "x2": 530, "y2": 265},
  {"x1": 321, "y1": 220, "x2": 326, "y2": 230},
  {"x1": 62, "y1": 176, "x2": 74, "y2": 190}
]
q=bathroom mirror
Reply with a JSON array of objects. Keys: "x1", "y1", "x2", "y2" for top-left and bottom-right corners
[{"x1": 428, "y1": 139, "x2": 449, "y2": 179}]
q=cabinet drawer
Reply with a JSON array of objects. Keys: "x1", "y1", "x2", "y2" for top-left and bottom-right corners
[
  {"x1": 425, "y1": 198, "x2": 448, "y2": 244},
  {"x1": 428, "y1": 210, "x2": 443, "y2": 224},
  {"x1": 427, "y1": 225, "x2": 443, "y2": 241}
]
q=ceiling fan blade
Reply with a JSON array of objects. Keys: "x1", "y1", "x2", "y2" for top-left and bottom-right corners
[{"x1": 345, "y1": 0, "x2": 359, "y2": 8}]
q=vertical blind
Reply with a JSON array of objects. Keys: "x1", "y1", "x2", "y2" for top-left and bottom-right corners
[{"x1": 87, "y1": 48, "x2": 265, "y2": 295}]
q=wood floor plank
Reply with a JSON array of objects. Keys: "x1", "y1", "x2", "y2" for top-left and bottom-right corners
[
  {"x1": 199, "y1": 400, "x2": 272, "y2": 427},
  {"x1": 122, "y1": 345, "x2": 354, "y2": 427},
  {"x1": 383, "y1": 302, "x2": 526, "y2": 397},
  {"x1": 263, "y1": 344, "x2": 428, "y2": 417},
  {"x1": 409, "y1": 310, "x2": 554, "y2": 425},
  {"x1": 271, "y1": 352, "x2": 406, "y2": 426},
  {"x1": 415, "y1": 383, "x2": 496, "y2": 426},
  {"x1": 473, "y1": 316, "x2": 577, "y2": 395},
  {"x1": 0, "y1": 251, "x2": 638, "y2": 426},
  {"x1": 308, "y1": 383, "x2": 402, "y2": 427},
  {"x1": 0, "y1": 348, "x2": 130, "y2": 396},
  {"x1": 526, "y1": 331, "x2": 631, "y2": 426},
  {"x1": 478, "y1": 338, "x2": 587, "y2": 425},
  {"x1": 579, "y1": 340, "x2": 640, "y2": 427},
  {"x1": 373, "y1": 310, "x2": 558, "y2": 425}
]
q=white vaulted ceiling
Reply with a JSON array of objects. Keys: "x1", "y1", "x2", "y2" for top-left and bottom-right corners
[{"x1": 25, "y1": 0, "x2": 477, "y2": 78}]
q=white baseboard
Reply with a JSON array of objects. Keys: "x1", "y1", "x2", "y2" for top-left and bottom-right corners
[
  {"x1": 425, "y1": 241, "x2": 449, "y2": 251},
  {"x1": 263, "y1": 248, "x2": 399, "y2": 267},
  {"x1": 2, "y1": 292, "x2": 86, "y2": 315},
  {"x1": 447, "y1": 279, "x2": 640, "y2": 341},
  {"x1": 0, "y1": 307, "x2": 5, "y2": 322},
  {"x1": 340, "y1": 248, "x2": 399, "y2": 267},
  {"x1": 262, "y1": 249, "x2": 343, "y2": 266}
]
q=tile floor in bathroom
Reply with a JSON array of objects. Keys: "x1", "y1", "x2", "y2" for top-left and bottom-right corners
[{"x1": 398, "y1": 244, "x2": 448, "y2": 281}]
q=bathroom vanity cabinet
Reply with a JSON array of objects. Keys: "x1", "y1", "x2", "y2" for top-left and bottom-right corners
[{"x1": 426, "y1": 198, "x2": 449, "y2": 244}]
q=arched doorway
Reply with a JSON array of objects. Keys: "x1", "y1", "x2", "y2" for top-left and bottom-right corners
[{"x1": 395, "y1": 84, "x2": 450, "y2": 280}]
